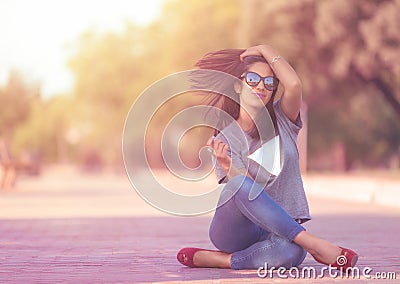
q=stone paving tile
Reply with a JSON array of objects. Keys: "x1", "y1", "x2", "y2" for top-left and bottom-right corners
[
  {"x1": 0, "y1": 171, "x2": 399, "y2": 283},
  {"x1": 0, "y1": 215, "x2": 399, "y2": 283}
]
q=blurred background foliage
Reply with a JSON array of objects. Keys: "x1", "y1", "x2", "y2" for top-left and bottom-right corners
[{"x1": 1, "y1": 0, "x2": 399, "y2": 172}]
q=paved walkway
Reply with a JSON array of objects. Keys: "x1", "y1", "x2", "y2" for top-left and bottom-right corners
[{"x1": 0, "y1": 167, "x2": 399, "y2": 283}]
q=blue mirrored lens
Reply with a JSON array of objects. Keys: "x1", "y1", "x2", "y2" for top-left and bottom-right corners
[
  {"x1": 264, "y1": 77, "x2": 274, "y2": 87},
  {"x1": 246, "y1": 72, "x2": 261, "y2": 86}
]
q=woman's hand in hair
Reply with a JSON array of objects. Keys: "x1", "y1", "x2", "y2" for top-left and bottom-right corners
[{"x1": 239, "y1": 45, "x2": 278, "y2": 62}]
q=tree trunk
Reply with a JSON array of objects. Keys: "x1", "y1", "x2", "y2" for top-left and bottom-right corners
[{"x1": 373, "y1": 77, "x2": 400, "y2": 117}]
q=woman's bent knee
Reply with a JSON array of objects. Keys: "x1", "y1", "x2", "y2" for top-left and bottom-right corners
[
  {"x1": 217, "y1": 175, "x2": 252, "y2": 205},
  {"x1": 284, "y1": 242, "x2": 307, "y2": 267},
  {"x1": 224, "y1": 175, "x2": 254, "y2": 197}
]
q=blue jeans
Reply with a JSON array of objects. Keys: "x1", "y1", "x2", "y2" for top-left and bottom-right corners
[{"x1": 209, "y1": 175, "x2": 307, "y2": 270}]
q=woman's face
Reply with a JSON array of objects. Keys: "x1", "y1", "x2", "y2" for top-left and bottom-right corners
[{"x1": 239, "y1": 61, "x2": 275, "y2": 109}]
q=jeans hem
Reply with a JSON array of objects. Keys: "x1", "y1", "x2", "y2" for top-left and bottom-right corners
[{"x1": 286, "y1": 226, "x2": 305, "y2": 242}]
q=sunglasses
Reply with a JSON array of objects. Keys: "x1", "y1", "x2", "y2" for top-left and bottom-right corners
[{"x1": 241, "y1": 72, "x2": 279, "y2": 91}]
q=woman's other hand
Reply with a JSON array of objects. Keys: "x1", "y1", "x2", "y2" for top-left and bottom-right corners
[{"x1": 207, "y1": 136, "x2": 231, "y2": 170}]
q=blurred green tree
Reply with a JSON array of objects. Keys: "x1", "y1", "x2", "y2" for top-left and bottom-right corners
[
  {"x1": 13, "y1": 95, "x2": 76, "y2": 162},
  {"x1": 0, "y1": 71, "x2": 38, "y2": 141}
]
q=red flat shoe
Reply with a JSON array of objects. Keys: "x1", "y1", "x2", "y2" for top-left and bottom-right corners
[
  {"x1": 177, "y1": 247, "x2": 212, "y2": 268},
  {"x1": 314, "y1": 247, "x2": 358, "y2": 271},
  {"x1": 331, "y1": 247, "x2": 358, "y2": 270}
]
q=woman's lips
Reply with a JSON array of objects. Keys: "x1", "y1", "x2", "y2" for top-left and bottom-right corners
[{"x1": 255, "y1": 93, "x2": 266, "y2": 98}]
